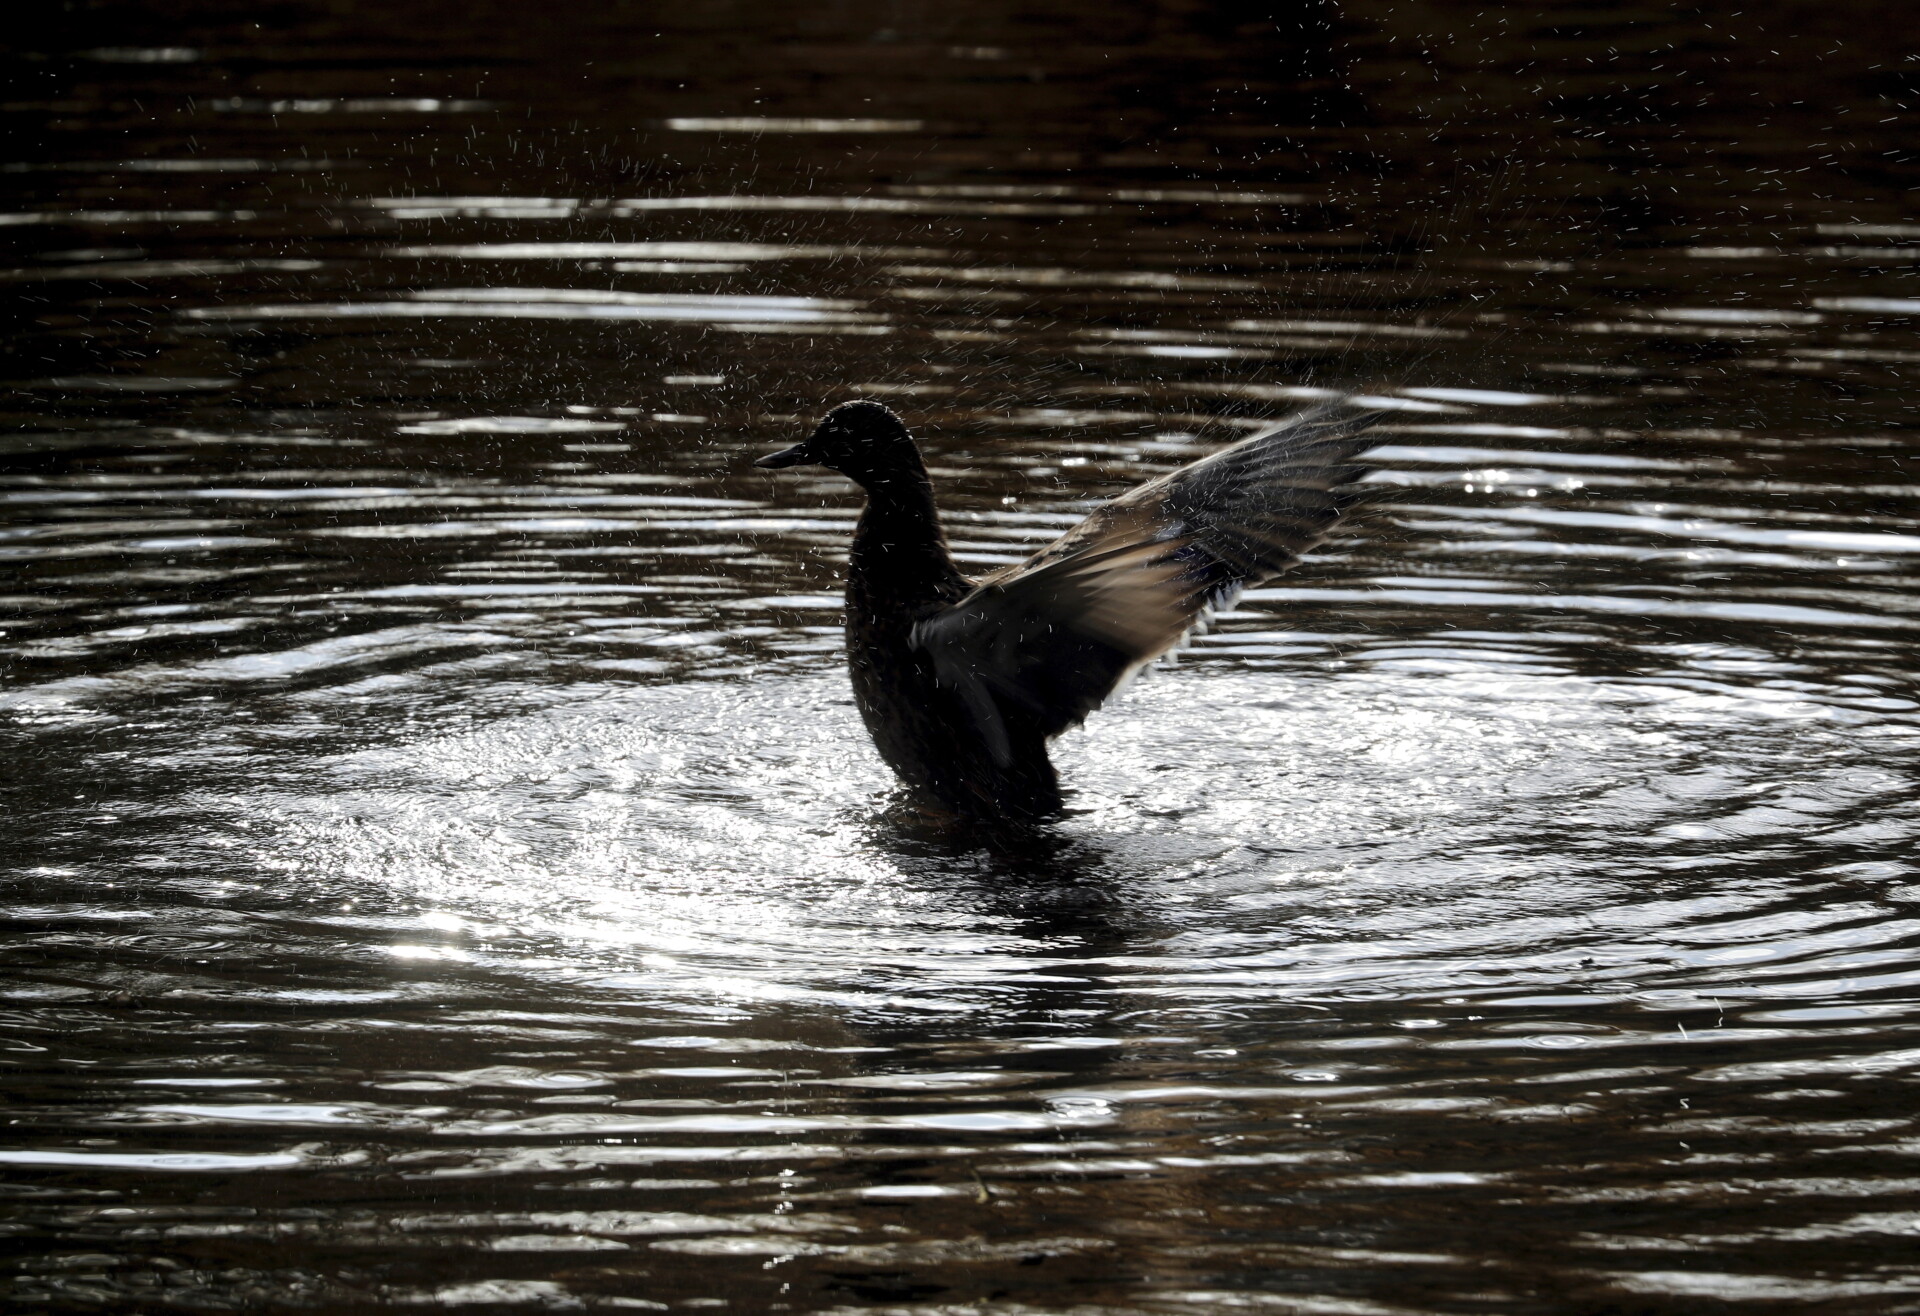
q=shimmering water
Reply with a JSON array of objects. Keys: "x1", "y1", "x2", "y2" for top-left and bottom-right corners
[{"x1": 6, "y1": 3, "x2": 1920, "y2": 1312}]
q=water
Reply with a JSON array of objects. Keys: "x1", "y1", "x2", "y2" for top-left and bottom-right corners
[{"x1": 5, "y1": 3, "x2": 1920, "y2": 1311}]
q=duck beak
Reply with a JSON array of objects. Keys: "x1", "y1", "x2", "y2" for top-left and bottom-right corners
[{"x1": 753, "y1": 442, "x2": 815, "y2": 469}]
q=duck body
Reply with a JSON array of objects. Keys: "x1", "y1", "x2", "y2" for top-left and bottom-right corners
[
  {"x1": 756, "y1": 400, "x2": 1379, "y2": 825},
  {"x1": 843, "y1": 491, "x2": 1066, "y2": 822}
]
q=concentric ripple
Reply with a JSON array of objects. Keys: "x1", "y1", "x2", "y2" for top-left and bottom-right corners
[{"x1": 5, "y1": 2, "x2": 1920, "y2": 1313}]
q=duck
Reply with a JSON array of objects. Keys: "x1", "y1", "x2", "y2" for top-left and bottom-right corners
[{"x1": 755, "y1": 400, "x2": 1380, "y2": 824}]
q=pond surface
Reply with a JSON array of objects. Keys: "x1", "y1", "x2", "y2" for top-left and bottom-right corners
[{"x1": 5, "y1": 2, "x2": 1920, "y2": 1312}]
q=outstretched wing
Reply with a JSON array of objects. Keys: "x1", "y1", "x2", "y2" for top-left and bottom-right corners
[{"x1": 910, "y1": 406, "x2": 1380, "y2": 762}]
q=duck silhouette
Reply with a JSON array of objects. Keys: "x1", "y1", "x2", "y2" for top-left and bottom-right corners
[{"x1": 756, "y1": 400, "x2": 1379, "y2": 824}]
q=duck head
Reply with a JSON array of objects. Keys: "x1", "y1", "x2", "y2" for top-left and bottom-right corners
[{"x1": 754, "y1": 400, "x2": 924, "y2": 489}]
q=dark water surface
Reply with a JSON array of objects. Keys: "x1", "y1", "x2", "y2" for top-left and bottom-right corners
[{"x1": 6, "y1": 3, "x2": 1920, "y2": 1311}]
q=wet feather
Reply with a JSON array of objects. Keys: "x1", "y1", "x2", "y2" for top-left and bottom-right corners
[
  {"x1": 756, "y1": 401, "x2": 1380, "y2": 821},
  {"x1": 911, "y1": 406, "x2": 1380, "y2": 757}
]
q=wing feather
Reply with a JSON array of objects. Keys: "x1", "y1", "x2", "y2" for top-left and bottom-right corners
[{"x1": 912, "y1": 406, "x2": 1380, "y2": 758}]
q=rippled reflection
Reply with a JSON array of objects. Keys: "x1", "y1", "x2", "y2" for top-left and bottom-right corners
[{"x1": 5, "y1": 1, "x2": 1920, "y2": 1311}]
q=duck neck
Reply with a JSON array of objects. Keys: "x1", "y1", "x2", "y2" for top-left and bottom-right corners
[{"x1": 847, "y1": 464, "x2": 963, "y2": 605}]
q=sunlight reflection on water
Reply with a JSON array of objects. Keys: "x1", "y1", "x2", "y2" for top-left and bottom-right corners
[{"x1": 6, "y1": 0, "x2": 1920, "y2": 1310}]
